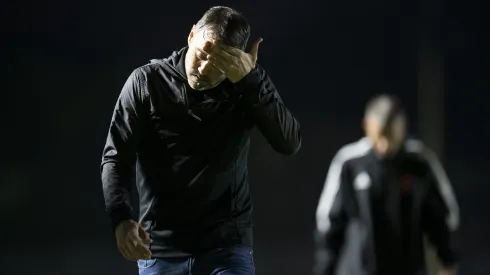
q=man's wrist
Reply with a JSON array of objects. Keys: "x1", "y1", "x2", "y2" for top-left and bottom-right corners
[
  {"x1": 109, "y1": 206, "x2": 133, "y2": 232},
  {"x1": 233, "y1": 67, "x2": 262, "y2": 103}
]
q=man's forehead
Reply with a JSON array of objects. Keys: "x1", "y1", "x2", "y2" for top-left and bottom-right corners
[
  {"x1": 367, "y1": 113, "x2": 405, "y2": 128},
  {"x1": 193, "y1": 28, "x2": 235, "y2": 49},
  {"x1": 193, "y1": 28, "x2": 215, "y2": 47}
]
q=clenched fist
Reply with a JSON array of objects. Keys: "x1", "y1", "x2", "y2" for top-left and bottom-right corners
[{"x1": 115, "y1": 219, "x2": 152, "y2": 261}]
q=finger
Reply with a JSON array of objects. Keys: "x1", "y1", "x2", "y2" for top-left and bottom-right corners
[
  {"x1": 205, "y1": 47, "x2": 235, "y2": 63},
  {"x1": 120, "y1": 225, "x2": 146, "y2": 261},
  {"x1": 129, "y1": 238, "x2": 151, "y2": 260},
  {"x1": 249, "y1": 38, "x2": 263, "y2": 63},
  {"x1": 213, "y1": 48, "x2": 236, "y2": 62},
  {"x1": 207, "y1": 55, "x2": 228, "y2": 73},
  {"x1": 201, "y1": 41, "x2": 224, "y2": 57},
  {"x1": 138, "y1": 226, "x2": 152, "y2": 244},
  {"x1": 202, "y1": 41, "x2": 236, "y2": 61},
  {"x1": 212, "y1": 40, "x2": 243, "y2": 57},
  {"x1": 125, "y1": 243, "x2": 140, "y2": 260},
  {"x1": 119, "y1": 246, "x2": 135, "y2": 261},
  {"x1": 135, "y1": 242, "x2": 152, "y2": 260},
  {"x1": 127, "y1": 247, "x2": 145, "y2": 261},
  {"x1": 202, "y1": 40, "x2": 214, "y2": 53},
  {"x1": 125, "y1": 234, "x2": 144, "y2": 257},
  {"x1": 128, "y1": 234, "x2": 152, "y2": 259},
  {"x1": 127, "y1": 231, "x2": 139, "y2": 248},
  {"x1": 126, "y1": 243, "x2": 150, "y2": 260}
]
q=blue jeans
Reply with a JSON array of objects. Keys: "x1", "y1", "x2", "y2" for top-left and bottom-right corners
[{"x1": 137, "y1": 245, "x2": 255, "y2": 275}]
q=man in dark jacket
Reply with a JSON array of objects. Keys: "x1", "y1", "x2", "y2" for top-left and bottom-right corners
[
  {"x1": 100, "y1": 6, "x2": 301, "y2": 275},
  {"x1": 314, "y1": 94, "x2": 459, "y2": 275}
]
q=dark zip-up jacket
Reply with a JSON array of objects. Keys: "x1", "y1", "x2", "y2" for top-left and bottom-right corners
[
  {"x1": 314, "y1": 138, "x2": 459, "y2": 275},
  {"x1": 101, "y1": 47, "x2": 301, "y2": 257}
]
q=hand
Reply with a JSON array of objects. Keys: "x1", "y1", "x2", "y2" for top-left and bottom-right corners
[
  {"x1": 202, "y1": 38, "x2": 263, "y2": 83},
  {"x1": 438, "y1": 267, "x2": 456, "y2": 275},
  {"x1": 115, "y1": 219, "x2": 152, "y2": 261}
]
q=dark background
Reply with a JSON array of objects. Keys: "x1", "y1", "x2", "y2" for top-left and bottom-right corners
[{"x1": 2, "y1": 0, "x2": 489, "y2": 274}]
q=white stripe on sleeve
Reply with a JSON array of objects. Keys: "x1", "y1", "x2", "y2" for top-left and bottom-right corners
[
  {"x1": 405, "y1": 139, "x2": 460, "y2": 231},
  {"x1": 316, "y1": 138, "x2": 371, "y2": 234}
]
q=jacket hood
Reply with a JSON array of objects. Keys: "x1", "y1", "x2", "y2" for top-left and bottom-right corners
[{"x1": 150, "y1": 46, "x2": 189, "y2": 82}]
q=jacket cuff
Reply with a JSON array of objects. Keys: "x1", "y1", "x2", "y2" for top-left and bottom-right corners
[
  {"x1": 109, "y1": 206, "x2": 133, "y2": 232},
  {"x1": 233, "y1": 67, "x2": 262, "y2": 105}
]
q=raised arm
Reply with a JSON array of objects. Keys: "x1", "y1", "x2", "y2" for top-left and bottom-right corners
[
  {"x1": 234, "y1": 65, "x2": 301, "y2": 155},
  {"x1": 201, "y1": 39, "x2": 301, "y2": 156}
]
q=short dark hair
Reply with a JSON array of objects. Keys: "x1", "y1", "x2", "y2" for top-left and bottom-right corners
[
  {"x1": 195, "y1": 6, "x2": 250, "y2": 50},
  {"x1": 365, "y1": 94, "x2": 405, "y2": 129}
]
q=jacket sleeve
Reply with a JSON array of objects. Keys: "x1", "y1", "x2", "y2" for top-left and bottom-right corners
[
  {"x1": 100, "y1": 68, "x2": 149, "y2": 230},
  {"x1": 314, "y1": 155, "x2": 351, "y2": 275},
  {"x1": 233, "y1": 65, "x2": 301, "y2": 156},
  {"x1": 421, "y1": 148, "x2": 460, "y2": 268}
]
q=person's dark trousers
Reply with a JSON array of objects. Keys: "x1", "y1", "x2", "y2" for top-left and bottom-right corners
[{"x1": 137, "y1": 245, "x2": 255, "y2": 275}]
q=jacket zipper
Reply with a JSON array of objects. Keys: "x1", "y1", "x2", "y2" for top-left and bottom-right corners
[
  {"x1": 180, "y1": 86, "x2": 202, "y2": 121},
  {"x1": 153, "y1": 58, "x2": 202, "y2": 122}
]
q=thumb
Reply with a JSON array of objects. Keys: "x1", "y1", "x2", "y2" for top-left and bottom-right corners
[
  {"x1": 138, "y1": 225, "x2": 152, "y2": 243},
  {"x1": 249, "y1": 38, "x2": 263, "y2": 63}
]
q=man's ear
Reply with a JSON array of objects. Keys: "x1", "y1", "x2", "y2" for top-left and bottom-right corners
[{"x1": 187, "y1": 24, "x2": 196, "y2": 45}]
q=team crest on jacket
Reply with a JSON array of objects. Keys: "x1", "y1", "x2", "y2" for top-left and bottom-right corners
[{"x1": 354, "y1": 172, "x2": 371, "y2": 191}]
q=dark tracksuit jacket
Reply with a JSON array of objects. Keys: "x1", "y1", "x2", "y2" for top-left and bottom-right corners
[
  {"x1": 314, "y1": 137, "x2": 459, "y2": 275},
  {"x1": 100, "y1": 47, "x2": 301, "y2": 257}
]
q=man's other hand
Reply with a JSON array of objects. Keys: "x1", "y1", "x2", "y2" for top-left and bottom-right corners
[{"x1": 115, "y1": 219, "x2": 153, "y2": 261}]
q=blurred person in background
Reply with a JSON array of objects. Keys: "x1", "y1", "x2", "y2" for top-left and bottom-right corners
[
  {"x1": 314, "y1": 94, "x2": 459, "y2": 275},
  {"x1": 100, "y1": 6, "x2": 301, "y2": 275}
]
